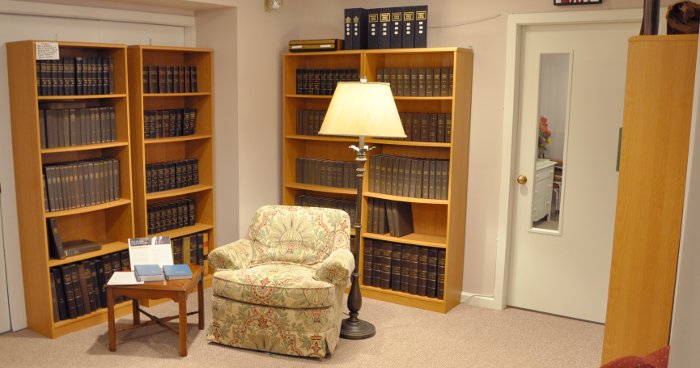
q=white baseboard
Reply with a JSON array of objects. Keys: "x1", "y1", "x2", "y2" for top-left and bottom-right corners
[{"x1": 461, "y1": 292, "x2": 501, "y2": 310}]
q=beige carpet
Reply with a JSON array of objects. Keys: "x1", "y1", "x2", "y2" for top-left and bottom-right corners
[{"x1": 0, "y1": 289, "x2": 604, "y2": 368}]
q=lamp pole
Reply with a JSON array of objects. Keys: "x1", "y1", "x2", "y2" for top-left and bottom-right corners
[{"x1": 340, "y1": 135, "x2": 376, "y2": 339}]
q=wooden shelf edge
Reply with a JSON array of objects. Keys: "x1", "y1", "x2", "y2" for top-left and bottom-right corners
[
  {"x1": 48, "y1": 241, "x2": 128, "y2": 267},
  {"x1": 41, "y1": 141, "x2": 128, "y2": 154},
  {"x1": 144, "y1": 92, "x2": 210, "y2": 97},
  {"x1": 152, "y1": 222, "x2": 213, "y2": 238},
  {"x1": 360, "y1": 285, "x2": 445, "y2": 313},
  {"x1": 38, "y1": 93, "x2": 127, "y2": 100},
  {"x1": 393, "y1": 96, "x2": 453, "y2": 101},
  {"x1": 363, "y1": 232, "x2": 447, "y2": 248},
  {"x1": 135, "y1": 45, "x2": 213, "y2": 53},
  {"x1": 51, "y1": 300, "x2": 132, "y2": 338},
  {"x1": 364, "y1": 191, "x2": 448, "y2": 204},
  {"x1": 45, "y1": 198, "x2": 131, "y2": 218},
  {"x1": 144, "y1": 134, "x2": 212, "y2": 144},
  {"x1": 285, "y1": 94, "x2": 333, "y2": 99},
  {"x1": 145, "y1": 184, "x2": 213, "y2": 200},
  {"x1": 366, "y1": 138, "x2": 450, "y2": 148},
  {"x1": 285, "y1": 183, "x2": 356, "y2": 195},
  {"x1": 285, "y1": 135, "x2": 356, "y2": 143}
]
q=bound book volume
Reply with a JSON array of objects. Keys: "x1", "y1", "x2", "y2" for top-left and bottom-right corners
[
  {"x1": 36, "y1": 57, "x2": 114, "y2": 96},
  {"x1": 147, "y1": 199, "x2": 196, "y2": 235},
  {"x1": 362, "y1": 239, "x2": 445, "y2": 299},
  {"x1": 170, "y1": 231, "x2": 208, "y2": 266},
  {"x1": 295, "y1": 157, "x2": 356, "y2": 189},
  {"x1": 366, "y1": 198, "x2": 414, "y2": 237},
  {"x1": 163, "y1": 264, "x2": 193, "y2": 280},
  {"x1": 42, "y1": 158, "x2": 120, "y2": 212},
  {"x1": 376, "y1": 67, "x2": 453, "y2": 97},
  {"x1": 295, "y1": 109, "x2": 327, "y2": 136},
  {"x1": 368, "y1": 154, "x2": 449, "y2": 200},
  {"x1": 343, "y1": 6, "x2": 428, "y2": 50},
  {"x1": 295, "y1": 68, "x2": 359, "y2": 95},
  {"x1": 145, "y1": 159, "x2": 199, "y2": 193},
  {"x1": 49, "y1": 249, "x2": 131, "y2": 322},
  {"x1": 143, "y1": 108, "x2": 197, "y2": 139},
  {"x1": 47, "y1": 218, "x2": 102, "y2": 259},
  {"x1": 39, "y1": 103, "x2": 116, "y2": 149},
  {"x1": 295, "y1": 194, "x2": 357, "y2": 223},
  {"x1": 142, "y1": 65, "x2": 197, "y2": 94},
  {"x1": 133, "y1": 264, "x2": 164, "y2": 282},
  {"x1": 288, "y1": 39, "x2": 344, "y2": 52}
]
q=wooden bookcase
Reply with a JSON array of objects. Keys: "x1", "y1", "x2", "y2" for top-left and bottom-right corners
[
  {"x1": 6, "y1": 40, "x2": 136, "y2": 337},
  {"x1": 282, "y1": 48, "x2": 472, "y2": 313},
  {"x1": 127, "y1": 45, "x2": 215, "y2": 284}
]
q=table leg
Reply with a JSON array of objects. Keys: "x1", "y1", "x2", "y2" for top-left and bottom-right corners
[
  {"x1": 107, "y1": 288, "x2": 116, "y2": 352},
  {"x1": 132, "y1": 298, "x2": 140, "y2": 324},
  {"x1": 198, "y1": 274, "x2": 204, "y2": 330},
  {"x1": 178, "y1": 292, "x2": 188, "y2": 357}
]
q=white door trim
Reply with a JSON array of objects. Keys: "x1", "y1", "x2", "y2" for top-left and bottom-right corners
[{"x1": 494, "y1": 9, "x2": 643, "y2": 310}]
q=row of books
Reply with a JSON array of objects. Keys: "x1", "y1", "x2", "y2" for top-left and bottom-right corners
[
  {"x1": 362, "y1": 239, "x2": 445, "y2": 299},
  {"x1": 367, "y1": 198, "x2": 413, "y2": 237},
  {"x1": 295, "y1": 69, "x2": 360, "y2": 95},
  {"x1": 143, "y1": 108, "x2": 197, "y2": 139},
  {"x1": 369, "y1": 154, "x2": 449, "y2": 200},
  {"x1": 172, "y1": 231, "x2": 209, "y2": 266},
  {"x1": 295, "y1": 109, "x2": 326, "y2": 136},
  {"x1": 43, "y1": 158, "x2": 121, "y2": 212},
  {"x1": 295, "y1": 157, "x2": 356, "y2": 189},
  {"x1": 147, "y1": 199, "x2": 196, "y2": 235},
  {"x1": 344, "y1": 6, "x2": 428, "y2": 50},
  {"x1": 399, "y1": 112, "x2": 452, "y2": 143},
  {"x1": 377, "y1": 67, "x2": 453, "y2": 97},
  {"x1": 39, "y1": 105, "x2": 116, "y2": 149},
  {"x1": 295, "y1": 194, "x2": 357, "y2": 224},
  {"x1": 36, "y1": 57, "x2": 114, "y2": 96},
  {"x1": 49, "y1": 250, "x2": 130, "y2": 322},
  {"x1": 145, "y1": 159, "x2": 199, "y2": 193},
  {"x1": 142, "y1": 65, "x2": 198, "y2": 94}
]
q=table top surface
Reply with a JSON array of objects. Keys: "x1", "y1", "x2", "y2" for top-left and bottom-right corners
[{"x1": 106, "y1": 264, "x2": 203, "y2": 292}]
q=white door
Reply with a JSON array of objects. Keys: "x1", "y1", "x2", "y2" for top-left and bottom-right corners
[
  {"x1": 0, "y1": 195, "x2": 10, "y2": 333},
  {"x1": 507, "y1": 21, "x2": 639, "y2": 323}
]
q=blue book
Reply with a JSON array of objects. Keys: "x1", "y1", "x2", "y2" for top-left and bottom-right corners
[
  {"x1": 133, "y1": 264, "x2": 164, "y2": 282},
  {"x1": 163, "y1": 264, "x2": 192, "y2": 280}
]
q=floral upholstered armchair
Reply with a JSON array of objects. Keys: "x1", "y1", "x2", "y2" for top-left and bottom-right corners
[{"x1": 206, "y1": 205, "x2": 355, "y2": 358}]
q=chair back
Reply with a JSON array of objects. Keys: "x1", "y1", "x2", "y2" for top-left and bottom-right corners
[{"x1": 246, "y1": 205, "x2": 351, "y2": 266}]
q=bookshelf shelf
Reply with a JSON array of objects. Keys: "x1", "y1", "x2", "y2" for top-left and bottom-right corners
[
  {"x1": 144, "y1": 134, "x2": 212, "y2": 145},
  {"x1": 45, "y1": 198, "x2": 132, "y2": 218},
  {"x1": 7, "y1": 40, "x2": 136, "y2": 338},
  {"x1": 282, "y1": 48, "x2": 472, "y2": 313},
  {"x1": 128, "y1": 45, "x2": 216, "y2": 281},
  {"x1": 145, "y1": 184, "x2": 213, "y2": 200},
  {"x1": 41, "y1": 141, "x2": 129, "y2": 154},
  {"x1": 364, "y1": 232, "x2": 447, "y2": 248},
  {"x1": 38, "y1": 93, "x2": 127, "y2": 101},
  {"x1": 47, "y1": 241, "x2": 128, "y2": 268}
]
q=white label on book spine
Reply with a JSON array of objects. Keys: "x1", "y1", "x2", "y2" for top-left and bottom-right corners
[{"x1": 36, "y1": 42, "x2": 59, "y2": 60}]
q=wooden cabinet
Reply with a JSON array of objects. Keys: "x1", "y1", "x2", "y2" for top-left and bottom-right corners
[
  {"x1": 532, "y1": 159, "x2": 555, "y2": 222},
  {"x1": 127, "y1": 46, "x2": 215, "y2": 281},
  {"x1": 6, "y1": 40, "x2": 135, "y2": 337},
  {"x1": 602, "y1": 35, "x2": 697, "y2": 363},
  {"x1": 282, "y1": 48, "x2": 472, "y2": 313}
]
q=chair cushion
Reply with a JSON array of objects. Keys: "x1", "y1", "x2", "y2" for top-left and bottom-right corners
[{"x1": 213, "y1": 263, "x2": 336, "y2": 308}]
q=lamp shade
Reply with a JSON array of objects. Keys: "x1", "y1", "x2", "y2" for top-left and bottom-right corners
[{"x1": 319, "y1": 81, "x2": 406, "y2": 139}]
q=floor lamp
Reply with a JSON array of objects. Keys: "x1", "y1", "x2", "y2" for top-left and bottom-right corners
[{"x1": 319, "y1": 79, "x2": 406, "y2": 339}]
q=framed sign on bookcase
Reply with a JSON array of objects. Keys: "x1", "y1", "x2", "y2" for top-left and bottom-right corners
[
  {"x1": 282, "y1": 47, "x2": 473, "y2": 313},
  {"x1": 6, "y1": 40, "x2": 136, "y2": 337}
]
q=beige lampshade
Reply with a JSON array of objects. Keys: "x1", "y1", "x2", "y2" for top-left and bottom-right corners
[{"x1": 319, "y1": 81, "x2": 406, "y2": 139}]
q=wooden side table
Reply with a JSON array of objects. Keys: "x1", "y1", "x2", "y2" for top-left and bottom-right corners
[{"x1": 106, "y1": 264, "x2": 204, "y2": 357}]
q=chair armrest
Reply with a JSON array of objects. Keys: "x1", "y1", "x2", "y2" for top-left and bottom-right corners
[
  {"x1": 314, "y1": 249, "x2": 355, "y2": 287},
  {"x1": 208, "y1": 239, "x2": 254, "y2": 272}
]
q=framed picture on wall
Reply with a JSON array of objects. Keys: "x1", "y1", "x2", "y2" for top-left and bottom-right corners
[{"x1": 554, "y1": 0, "x2": 602, "y2": 5}]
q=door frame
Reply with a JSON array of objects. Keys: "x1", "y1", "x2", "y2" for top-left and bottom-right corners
[{"x1": 494, "y1": 9, "x2": 644, "y2": 310}]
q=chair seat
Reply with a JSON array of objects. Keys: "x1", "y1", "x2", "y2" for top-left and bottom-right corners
[{"x1": 213, "y1": 263, "x2": 336, "y2": 309}]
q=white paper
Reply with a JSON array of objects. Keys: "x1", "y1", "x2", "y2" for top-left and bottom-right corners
[
  {"x1": 128, "y1": 236, "x2": 174, "y2": 268},
  {"x1": 107, "y1": 271, "x2": 144, "y2": 285},
  {"x1": 35, "y1": 42, "x2": 59, "y2": 60}
]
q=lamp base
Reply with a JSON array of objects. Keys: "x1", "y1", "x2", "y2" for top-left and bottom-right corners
[{"x1": 340, "y1": 318, "x2": 376, "y2": 340}]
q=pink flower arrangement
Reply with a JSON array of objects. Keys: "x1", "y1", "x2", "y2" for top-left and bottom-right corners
[{"x1": 538, "y1": 115, "x2": 552, "y2": 151}]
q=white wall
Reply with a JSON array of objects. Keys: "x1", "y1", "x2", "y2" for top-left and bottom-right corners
[{"x1": 668, "y1": 29, "x2": 700, "y2": 368}]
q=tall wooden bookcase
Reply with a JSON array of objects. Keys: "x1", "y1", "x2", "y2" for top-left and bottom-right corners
[
  {"x1": 602, "y1": 35, "x2": 697, "y2": 364},
  {"x1": 282, "y1": 48, "x2": 472, "y2": 313},
  {"x1": 127, "y1": 45, "x2": 215, "y2": 282},
  {"x1": 6, "y1": 40, "x2": 135, "y2": 337}
]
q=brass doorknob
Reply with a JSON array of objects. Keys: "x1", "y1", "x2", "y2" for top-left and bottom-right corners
[{"x1": 517, "y1": 175, "x2": 528, "y2": 185}]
